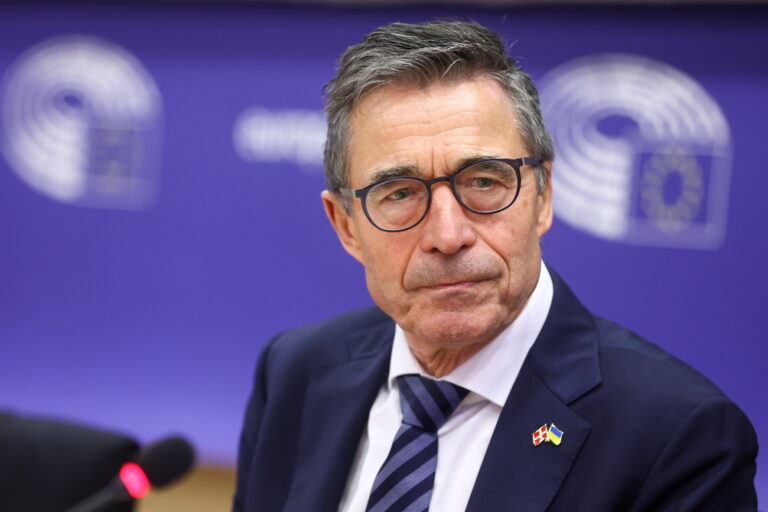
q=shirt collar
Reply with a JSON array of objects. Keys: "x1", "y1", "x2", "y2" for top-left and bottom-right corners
[{"x1": 388, "y1": 261, "x2": 554, "y2": 407}]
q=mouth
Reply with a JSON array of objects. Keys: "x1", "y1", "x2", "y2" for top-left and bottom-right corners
[
  {"x1": 421, "y1": 278, "x2": 491, "y2": 291},
  {"x1": 404, "y1": 255, "x2": 500, "y2": 293}
]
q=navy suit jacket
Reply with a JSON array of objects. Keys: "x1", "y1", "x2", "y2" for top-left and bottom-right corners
[{"x1": 234, "y1": 272, "x2": 758, "y2": 511}]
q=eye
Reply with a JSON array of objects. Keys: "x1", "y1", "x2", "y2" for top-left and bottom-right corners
[
  {"x1": 387, "y1": 187, "x2": 413, "y2": 201},
  {"x1": 369, "y1": 179, "x2": 424, "y2": 206},
  {"x1": 457, "y1": 161, "x2": 518, "y2": 192},
  {"x1": 471, "y1": 176, "x2": 498, "y2": 189}
]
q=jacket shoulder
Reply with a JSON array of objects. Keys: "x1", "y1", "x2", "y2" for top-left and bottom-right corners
[
  {"x1": 593, "y1": 316, "x2": 727, "y2": 405},
  {"x1": 264, "y1": 306, "x2": 393, "y2": 372}
]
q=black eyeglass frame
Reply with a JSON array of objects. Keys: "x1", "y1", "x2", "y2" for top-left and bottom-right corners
[{"x1": 337, "y1": 157, "x2": 541, "y2": 232}]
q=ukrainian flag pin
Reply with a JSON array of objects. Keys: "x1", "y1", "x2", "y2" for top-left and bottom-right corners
[{"x1": 548, "y1": 423, "x2": 564, "y2": 446}]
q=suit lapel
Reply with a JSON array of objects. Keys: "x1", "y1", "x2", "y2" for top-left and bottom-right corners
[
  {"x1": 466, "y1": 362, "x2": 591, "y2": 511},
  {"x1": 283, "y1": 320, "x2": 393, "y2": 512},
  {"x1": 467, "y1": 269, "x2": 602, "y2": 512}
]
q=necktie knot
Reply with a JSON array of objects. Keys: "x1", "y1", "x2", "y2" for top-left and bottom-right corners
[{"x1": 397, "y1": 374, "x2": 469, "y2": 433}]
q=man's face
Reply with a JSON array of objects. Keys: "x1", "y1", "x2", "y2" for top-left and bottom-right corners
[{"x1": 322, "y1": 77, "x2": 553, "y2": 352}]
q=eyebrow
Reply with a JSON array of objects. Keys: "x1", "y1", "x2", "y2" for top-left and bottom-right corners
[
  {"x1": 455, "y1": 154, "x2": 503, "y2": 169},
  {"x1": 366, "y1": 154, "x2": 503, "y2": 186},
  {"x1": 367, "y1": 165, "x2": 419, "y2": 185}
]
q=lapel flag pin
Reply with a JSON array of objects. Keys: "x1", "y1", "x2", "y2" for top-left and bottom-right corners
[
  {"x1": 532, "y1": 424, "x2": 549, "y2": 446},
  {"x1": 548, "y1": 423, "x2": 564, "y2": 445},
  {"x1": 532, "y1": 423, "x2": 565, "y2": 446}
]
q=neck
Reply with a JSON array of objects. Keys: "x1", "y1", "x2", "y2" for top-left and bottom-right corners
[{"x1": 407, "y1": 341, "x2": 487, "y2": 378}]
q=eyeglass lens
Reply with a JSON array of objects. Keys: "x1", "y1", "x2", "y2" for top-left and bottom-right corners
[{"x1": 364, "y1": 160, "x2": 520, "y2": 231}]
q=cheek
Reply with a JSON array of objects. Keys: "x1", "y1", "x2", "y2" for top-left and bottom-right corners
[
  {"x1": 487, "y1": 205, "x2": 534, "y2": 258},
  {"x1": 486, "y1": 204, "x2": 542, "y2": 284},
  {"x1": 360, "y1": 234, "x2": 411, "y2": 294}
]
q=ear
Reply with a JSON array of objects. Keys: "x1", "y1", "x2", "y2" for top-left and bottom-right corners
[
  {"x1": 535, "y1": 161, "x2": 554, "y2": 237},
  {"x1": 321, "y1": 190, "x2": 365, "y2": 264}
]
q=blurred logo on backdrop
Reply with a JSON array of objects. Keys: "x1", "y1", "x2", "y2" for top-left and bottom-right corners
[
  {"x1": 0, "y1": 36, "x2": 162, "y2": 209},
  {"x1": 233, "y1": 107, "x2": 325, "y2": 172},
  {"x1": 539, "y1": 54, "x2": 732, "y2": 249}
]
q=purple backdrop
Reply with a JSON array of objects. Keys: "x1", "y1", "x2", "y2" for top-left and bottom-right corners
[{"x1": 0, "y1": 3, "x2": 765, "y2": 505}]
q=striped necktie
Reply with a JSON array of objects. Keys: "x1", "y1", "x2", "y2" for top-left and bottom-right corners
[{"x1": 365, "y1": 374, "x2": 469, "y2": 512}]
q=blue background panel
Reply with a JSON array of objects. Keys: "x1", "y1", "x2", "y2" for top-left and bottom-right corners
[{"x1": 0, "y1": 3, "x2": 765, "y2": 505}]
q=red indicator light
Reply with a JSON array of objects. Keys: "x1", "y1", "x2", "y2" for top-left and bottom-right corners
[{"x1": 119, "y1": 462, "x2": 151, "y2": 499}]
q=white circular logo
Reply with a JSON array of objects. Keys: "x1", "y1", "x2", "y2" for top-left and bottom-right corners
[
  {"x1": 0, "y1": 36, "x2": 162, "y2": 208},
  {"x1": 539, "y1": 54, "x2": 732, "y2": 249}
]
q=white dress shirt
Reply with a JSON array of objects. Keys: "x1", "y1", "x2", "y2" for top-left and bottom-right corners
[{"x1": 339, "y1": 262, "x2": 554, "y2": 512}]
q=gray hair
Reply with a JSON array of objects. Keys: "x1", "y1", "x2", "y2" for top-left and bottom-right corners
[{"x1": 323, "y1": 20, "x2": 554, "y2": 202}]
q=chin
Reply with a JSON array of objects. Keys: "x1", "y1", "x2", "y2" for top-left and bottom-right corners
[{"x1": 411, "y1": 309, "x2": 505, "y2": 348}]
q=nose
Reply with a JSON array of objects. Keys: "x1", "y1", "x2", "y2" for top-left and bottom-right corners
[{"x1": 418, "y1": 183, "x2": 477, "y2": 254}]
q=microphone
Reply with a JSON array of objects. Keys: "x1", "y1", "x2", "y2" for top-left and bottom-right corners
[{"x1": 66, "y1": 436, "x2": 195, "y2": 512}]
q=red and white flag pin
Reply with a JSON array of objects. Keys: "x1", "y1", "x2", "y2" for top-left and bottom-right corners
[{"x1": 532, "y1": 424, "x2": 549, "y2": 446}]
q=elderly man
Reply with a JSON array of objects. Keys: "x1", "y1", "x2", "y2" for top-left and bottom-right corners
[{"x1": 234, "y1": 21, "x2": 758, "y2": 512}]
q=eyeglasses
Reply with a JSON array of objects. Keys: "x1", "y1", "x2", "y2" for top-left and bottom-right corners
[{"x1": 338, "y1": 157, "x2": 540, "y2": 232}]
